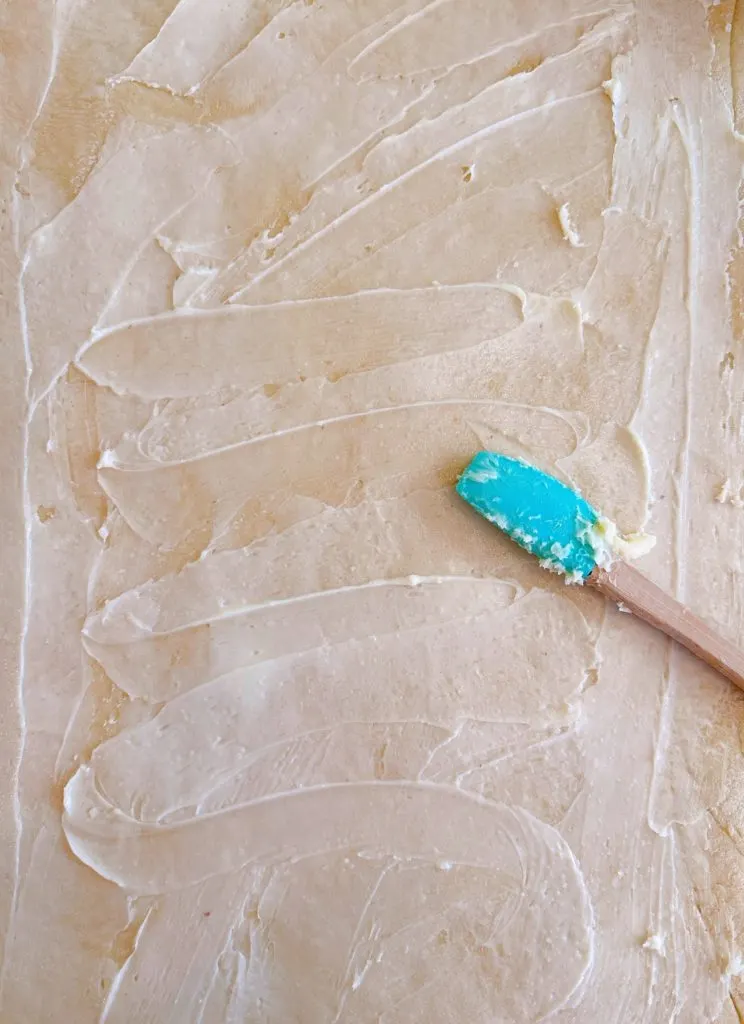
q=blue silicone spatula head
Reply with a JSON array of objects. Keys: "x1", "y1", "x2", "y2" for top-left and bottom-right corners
[{"x1": 456, "y1": 451, "x2": 601, "y2": 579}]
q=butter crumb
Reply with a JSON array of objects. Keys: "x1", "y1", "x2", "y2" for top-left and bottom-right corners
[
  {"x1": 723, "y1": 951, "x2": 744, "y2": 980},
  {"x1": 36, "y1": 505, "x2": 57, "y2": 523},
  {"x1": 513, "y1": 527, "x2": 536, "y2": 546},
  {"x1": 485, "y1": 511, "x2": 508, "y2": 531},
  {"x1": 557, "y1": 203, "x2": 585, "y2": 248},
  {"x1": 582, "y1": 517, "x2": 656, "y2": 570},
  {"x1": 466, "y1": 468, "x2": 499, "y2": 484},
  {"x1": 715, "y1": 479, "x2": 731, "y2": 503},
  {"x1": 550, "y1": 541, "x2": 572, "y2": 560},
  {"x1": 602, "y1": 78, "x2": 623, "y2": 104},
  {"x1": 642, "y1": 932, "x2": 666, "y2": 955},
  {"x1": 715, "y1": 478, "x2": 744, "y2": 507}
]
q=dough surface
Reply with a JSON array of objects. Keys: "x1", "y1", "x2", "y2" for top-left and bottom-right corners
[{"x1": 3, "y1": 1, "x2": 744, "y2": 1021}]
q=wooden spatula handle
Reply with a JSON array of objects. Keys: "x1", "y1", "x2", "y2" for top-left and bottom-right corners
[{"x1": 589, "y1": 561, "x2": 744, "y2": 692}]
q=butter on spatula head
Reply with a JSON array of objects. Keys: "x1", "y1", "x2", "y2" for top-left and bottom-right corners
[
  {"x1": 456, "y1": 451, "x2": 653, "y2": 582},
  {"x1": 456, "y1": 451, "x2": 744, "y2": 693},
  {"x1": 457, "y1": 450, "x2": 603, "y2": 581}
]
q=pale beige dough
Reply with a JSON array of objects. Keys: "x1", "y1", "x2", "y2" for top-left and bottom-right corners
[{"x1": 3, "y1": 1, "x2": 744, "y2": 1021}]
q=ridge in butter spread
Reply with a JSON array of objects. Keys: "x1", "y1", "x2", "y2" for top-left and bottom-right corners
[{"x1": 3, "y1": 1, "x2": 744, "y2": 1021}]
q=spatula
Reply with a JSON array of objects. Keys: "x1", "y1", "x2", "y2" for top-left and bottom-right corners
[{"x1": 456, "y1": 451, "x2": 744, "y2": 691}]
